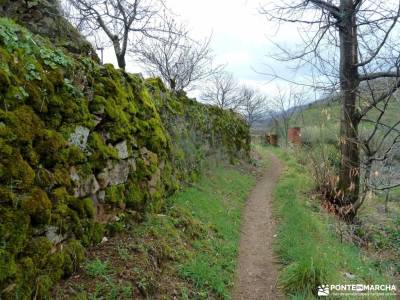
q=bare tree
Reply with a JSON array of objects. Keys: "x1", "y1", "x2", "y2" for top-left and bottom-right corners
[
  {"x1": 268, "y1": 87, "x2": 305, "y2": 147},
  {"x1": 201, "y1": 72, "x2": 242, "y2": 110},
  {"x1": 357, "y1": 85, "x2": 400, "y2": 213},
  {"x1": 261, "y1": 0, "x2": 400, "y2": 219},
  {"x1": 366, "y1": 147, "x2": 400, "y2": 213},
  {"x1": 65, "y1": 0, "x2": 165, "y2": 70},
  {"x1": 62, "y1": 0, "x2": 85, "y2": 31},
  {"x1": 239, "y1": 87, "x2": 267, "y2": 127},
  {"x1": 133, "y1": 26, "x2": 220, "y2": 91}
]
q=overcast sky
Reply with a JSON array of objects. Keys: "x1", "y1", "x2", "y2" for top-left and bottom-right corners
[{"x1": 100, "y1": 0, "x2": 303, "y2": 98}]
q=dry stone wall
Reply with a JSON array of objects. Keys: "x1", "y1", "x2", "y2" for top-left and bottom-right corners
[{"x1": 0, "y1": 17, "x2": 250, "y2": 299}]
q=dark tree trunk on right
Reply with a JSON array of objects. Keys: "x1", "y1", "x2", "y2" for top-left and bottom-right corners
[{"x1": 337, "y1": 0, "x2": 361, "y2": 217}]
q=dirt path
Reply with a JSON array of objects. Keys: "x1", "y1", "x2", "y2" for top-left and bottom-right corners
[{"x1": 232, "y1": 153, "x2": 283, "y2": 300}]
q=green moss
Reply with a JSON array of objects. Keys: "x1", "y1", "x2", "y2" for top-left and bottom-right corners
[
  {"x1": 13, "y1": 257, "x2": 36, "y2": 299},
  {"x1": 47, "y1": 69, "x2": 65, "y2": 87},
  {"x1": 145, "y1": 77, "x2": 167, "y2": 93},
  {"x1": 0, "y1": 16, "x2": 250, "y2": 299},
  {"x1": 35, "y1": 274, "x2": 52, "y2": 299},
  {"x1": 79, "y1": 221, "x2": 105, "y2": 247},
  {"x1": 0, "y1": 105, "x2": 43, "y2": 142},
  {"x1": 22, "y1": 188, "x2": 52, "y2": 225},
  {"x1": 89, "y1": 95, "x2": 106, "y2": 114},
  {"x1": 35, "y1": 167, "x2": 54, "y2": 187},
  {"x1": 0, "y1": 186, "x2": 15, "y2": 204},
  {"x1": 69, "y1": 197, "x2": 93, "y2": 219},
  {"x1": 88, "y1": 222, "x2": 105, "y2": 244},
  {"x1": 145, "y1": 118, "x2": 169, "y2": 153},
  {"x1": 51, "y1": 187, "x2": 71, "y2": 204},
  {"x1": 105, "y1": 185, "x2": 125, "y2": 207},
  {"x1": 88, "y1": 132, "x2": 119, "y2": 163},
  {"x1": 53, "y1": 166, "x2": 72, "y2": 186},
  {"x1": 64, "y1": 239, "x2": 85, "y2": 268},
  {"x1": 106, "y1": 217, "x2": 125, "y2": 236},
  {"x1": 46, "y1": 251, "x2": 66, "y2": 282},
  {"x1": 82, "y1": 197, "x2": 95, "y2": 218},
  {"x1": 35, "y1": 129, "x2": 67, "y2": 167},
  {"x1": 0, "y1": 207, "x2": 30, "y2": 256},
  {"x1": 58, "y1": 145, "x2": 86, "y2": 166},
  {"x1": 0, "y1": 150, "x2": 36, "y2": 189},
  {"x1": 146, "y1": 189, "x2": 164, "y2": 213},
  {"x1": 25, "y1": 81, "x2": 48, "y2": 113},
  {"x1": 125, "y1": 181, "x2": 146, "y2": 210},
  {"x1": 0, "y1": 137, "x2": 13, "y2": 156},
  {"x1": 3, "y1": 85, "x2": 29, "y2": 110},
  {"x1": 0, "y1": 68, "x2": 10, "y2": 92},
  {"x1": 0, "y1": 249, "x2": 17, "y2": 281},
  {"x1": 24, "y1": 237, "x2": 52, "y2": 268}
]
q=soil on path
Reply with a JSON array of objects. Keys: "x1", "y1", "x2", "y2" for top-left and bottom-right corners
[{"x1": 232, "y1": 153, "x2": 283, "y2": 300}]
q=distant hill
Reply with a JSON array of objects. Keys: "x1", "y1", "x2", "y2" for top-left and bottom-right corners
[
  {"x1": 252, "y1": 93, "x2": 340, "y2": 134},
  {"x1": 254, "y1": 86, "x2": 400, "y2": 138}
]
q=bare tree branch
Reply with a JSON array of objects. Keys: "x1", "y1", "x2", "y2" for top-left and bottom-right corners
[
  {"x1": 237, "y1": 86, "x2": 267, "y2": 127},
  {"x1": 134, "y1": 25, "x2": 221, "y2": 91},
  {"x1": 260, "y1": 0, "x2": 400, "y2": 219},
  {"x1": 64, "y1": 0, "x2": 166, "y2": 70},
  {"x1": 201, "y1": 71, "x2": 242, "y2": 110}
]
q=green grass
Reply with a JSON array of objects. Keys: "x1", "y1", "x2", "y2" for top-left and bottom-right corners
[
  {"x1": 53, "y1": 161, "x2": 257, "y2": 299},
  {"x1": 356, "y1": 191, "x2": 400, "y2": 278},
  {"x1": 291, "y1": 100, "x2": 400, "y2": 138},
  {"x1": 291, "y1": 102, "x2": 340, "y2": 129},
  {"x1": 170, "y1": 165, "x2": 255, "y2": 299},
  {"x1": 84, "y1": 259, "x2": 110, "y2": 278},
  {"x1": 266, "y1": 146, "x2": 395, "y2": 299},
  {"x1": 391, "y1": 187, "x2": 400, "y2": 199}
]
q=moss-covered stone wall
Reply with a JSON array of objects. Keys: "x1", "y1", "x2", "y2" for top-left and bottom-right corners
[
  {"x1": 0, "y1": 0, "x2": 95, "y2": 55},
  {"x1": 0, "y1": 18, "x2": 250, "y2": 299}
]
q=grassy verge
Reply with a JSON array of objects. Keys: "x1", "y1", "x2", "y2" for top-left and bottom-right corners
[
  {"x1": 263, "y1": 145, "x2": 396, "y2": 299},
  {"x1": 356, "y1": 192, "x2": 400, "y2": 281},
  {"x1": 53, "y1": 161, "x2": 256, "y2": 299},
  {"x1": 172, "y1": 165, "x2": 255, "y2": 298}
]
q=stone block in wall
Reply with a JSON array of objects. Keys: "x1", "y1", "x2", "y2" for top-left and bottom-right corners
[
  {"x1": 114, "y1": 140, "x2": 129, "y2": 159},
  {"x1": 70, "y1": 167, "x2": 100, "y2": 198},
  {"x1": 68, "y1": 126, "x2": 90, "y2": 151},
  {"x1": 96, "y1": 159, "x2": 137, "y2": 188}
]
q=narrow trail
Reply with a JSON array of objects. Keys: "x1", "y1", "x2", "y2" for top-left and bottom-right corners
[{"x1": 233, "y1": 153, "x2": 283, "y2": 300}]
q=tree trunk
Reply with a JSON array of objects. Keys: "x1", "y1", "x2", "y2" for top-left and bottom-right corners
[
  {"x1": 337, "y1": 0, "x2": 360, "y2": 214},
  {"x1": 112, "y1": 38, "x2": 126, "y2": 70},
  {"x1": 116, "y1": 54, "x2": 126, "y2": 70},
  {"x1": 169, "y1": 79, "x2": 176, "y2": 91}
]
